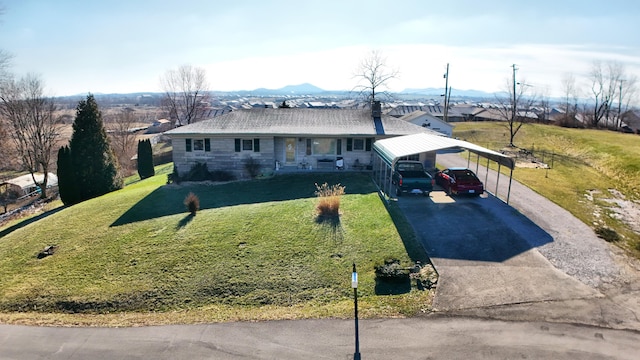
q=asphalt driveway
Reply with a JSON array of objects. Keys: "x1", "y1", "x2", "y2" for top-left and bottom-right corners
[{"x1": 397, "y1": 192, "x2": 600, "y2": 311}]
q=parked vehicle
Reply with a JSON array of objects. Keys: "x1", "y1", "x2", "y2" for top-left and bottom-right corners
[
  {"x1": 435, "y1": 168, "x2": 484, "y2": 196},
  {"x1": 391, "y1": 160, "x2": 434, "y2": 197}
]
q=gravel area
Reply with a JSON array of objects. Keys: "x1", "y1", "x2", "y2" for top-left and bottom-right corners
[{"x1": 439, "y1": 153, "x2": 621, "y2": 289}]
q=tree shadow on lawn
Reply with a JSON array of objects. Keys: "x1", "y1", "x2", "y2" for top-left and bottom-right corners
[
  {"x1": 111, "y1": 173, "x2": 374, "y2": 227},
  {"x1": 0, "y1": 206, "x2": 66, "y2": 239},
  {"x1": 176, "y1": 213, "x2": 195, "y2": 229}
]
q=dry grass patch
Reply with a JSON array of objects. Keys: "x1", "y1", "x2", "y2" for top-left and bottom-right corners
[{"x1": 314, "y1": 182, "x2": 345, "y2": 218}]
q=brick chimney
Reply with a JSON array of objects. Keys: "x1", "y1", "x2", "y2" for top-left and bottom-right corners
[{"x1": 372, "y1": 101, "x2": 381, "y2": 118}]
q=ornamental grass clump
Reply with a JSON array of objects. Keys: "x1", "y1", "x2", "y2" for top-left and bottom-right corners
[
  {"x1": 184, "y1": 192, "x2": 200, "y2": 216},
  {"x1": 315, "y1": 182, "x2": 345, "y2": 218}
]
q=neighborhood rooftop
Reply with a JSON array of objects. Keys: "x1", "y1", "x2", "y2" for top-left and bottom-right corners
[{"x1": 166, "y1": 108, "x2": 440, "y2": 137}]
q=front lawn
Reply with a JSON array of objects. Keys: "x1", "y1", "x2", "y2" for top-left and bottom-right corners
[{"x1": 0, "y1": 169, "x2": 432, "y2": 326}]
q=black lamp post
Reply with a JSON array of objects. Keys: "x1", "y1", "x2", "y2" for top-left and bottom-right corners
[{"x1": 352, "y1": 263, "x2": 361, "y2": 360}]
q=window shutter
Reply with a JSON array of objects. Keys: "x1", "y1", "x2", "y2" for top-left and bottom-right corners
[
  {"x1": 336, "y1": 139, "x2": 342, "y2": 155},
  {"x1": 365, "y1": 138, "x2": 372, "y2": 151},
  {"x1": 234, "y1": 139, "x2": 241, "y2": 152},
  {"x1": 306, "y1": 139, "x2": 312, "y2": 155},
  {"x1": 253, "y1": 139, "x2": 260, "y2": 152},
  {"x1": 346, "y1": 138, "x2": 353, "y2": 151},
  {"x1": 186, "y1": 138, "x2": 192, "y2": 152},
  {"x1": 204, "y1": 138, "x2": 211, "y2": 152}
]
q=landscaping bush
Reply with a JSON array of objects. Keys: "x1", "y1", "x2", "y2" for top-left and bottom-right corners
[
  {"x1": 374, "y1": 258, "x2": 409, "y2": 283},
  {"x1": 595, "y1": 226, "x2": 620, "y2": 242},
  {"x1": 178, "y1": 163, "x2": 236, "y2": 183},
  {"x1": 314, "y1": 182, "x2": 345, "y2": 218},
  {"x1": 167, "y1": 165, "x2": 181, "y2": 184},
  {"x1": 243, "y1": 156, "x2": 261, "y2": 179},
  {"x1": 186, "y1": 163, "x2": 210, "y2": 182},
  {"x1": 184, "y1": 192, "x2": 200, "y2": 216}
]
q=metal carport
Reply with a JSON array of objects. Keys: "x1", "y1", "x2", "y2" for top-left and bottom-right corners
[{"x1": 372, "y1": 133, "x2": 516, "y2": 203}]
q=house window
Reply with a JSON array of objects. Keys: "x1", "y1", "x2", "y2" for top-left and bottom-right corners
[
  {"x1": 311, "y1": 138, "x2": 336, "y2": 155},
  {"x1": 235, "y1": 138, "x2": 261, "y2": 152},
  {"x1": 353, "y1": 139, "x2": 364, "y2": 151},
  {"x1": 186, "y1": 138, "x2": 210, "y2": 152},
  {"x1": 347, "y1": 138, "x2": 373, "y2": 151}
]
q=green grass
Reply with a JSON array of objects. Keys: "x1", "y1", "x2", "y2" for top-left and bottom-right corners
[
  {"x1": 453, "y1": 122, "x2": 640, "y2": 255},
  {"x1": 0, "y1": 168, "x2": 432, "y2": 325}
]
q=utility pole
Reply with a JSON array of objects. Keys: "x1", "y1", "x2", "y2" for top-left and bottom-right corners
[
  {"x1": 443, "y1": 63, "x2": 450, "y2": 122},
  {"x1": 512, "y1": 64, "x2": 518, "y2": 124},
  {"x1": 617, "y1": 79, "x2": 625, "y2": 130}
]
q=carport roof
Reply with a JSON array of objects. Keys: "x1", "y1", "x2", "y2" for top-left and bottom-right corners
[{"x1": 373, "y1": 133, "x2": 515, "y2": 169}]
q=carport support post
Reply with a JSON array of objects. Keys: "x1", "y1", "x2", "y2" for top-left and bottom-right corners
[
  {"x1": 507, "y1": 167, "x2": 513, "y2": 205},
  {"x1": 485, "y1": 158, "x2": 490, "y2": 190},
  {"x1": 475, "y1": 153, "x2": 480, "y2": 175},
  {"x1": 495, "y1": 163, "x2": 501, "y2": 199}
]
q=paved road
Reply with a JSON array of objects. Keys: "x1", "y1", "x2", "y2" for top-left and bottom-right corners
[{"x1": 2, "y1": 317, "x2": 640, "y2": 359}]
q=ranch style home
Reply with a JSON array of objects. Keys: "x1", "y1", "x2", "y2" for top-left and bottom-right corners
[{"x1": 165, "y1": 102, "x2": 441, "y2": 179}]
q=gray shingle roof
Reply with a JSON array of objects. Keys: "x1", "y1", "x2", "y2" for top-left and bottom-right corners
[{"x1": 165, "y1": 108, "x2": 432, "y2": 137}]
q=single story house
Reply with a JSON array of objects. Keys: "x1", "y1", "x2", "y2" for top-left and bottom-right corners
[
  {"x1": 399, "y1": 110, "x2": 454, "y2": 137},
  {"x1": 165, "y1": 102, "x2": 441, "y2": 178}
]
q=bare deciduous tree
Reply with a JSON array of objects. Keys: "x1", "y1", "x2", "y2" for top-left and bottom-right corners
[
  {"x1": 105, "y1": 108, "x2": 139, "y2": 177},
  {"x1": 558, "y1": 73, "x2": 581, "y2": 127},
  {"x1": 353, "y1": 50, "x2": 399, "y2": 104},
  {"x1": 615, "y1": 74, "x2": 638, "y2": 130},
  {"x1": 160, "y1": 65, "x2": 209, "y2": 126},
  {"x1": 588, "y1": 60, "x2": 627, "y2": 128},
  {"x1": 0, "y1": 74, "x2": 58, "y2": 198},
  {"x1": 495, "y1": 72, "x2": 537, "y2": 147}
]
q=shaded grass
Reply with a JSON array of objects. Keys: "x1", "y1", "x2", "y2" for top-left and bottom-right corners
[
  {"x1": 453, "y1": 122, "x2": 640, "y2": 256},
  {"x1": 0, "y1": 169, "x2": 432, "y2": 325}
]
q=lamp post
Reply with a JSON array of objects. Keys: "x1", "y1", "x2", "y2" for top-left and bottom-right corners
[{"x1": 352, "y1": 263, "x2": 361, "y2": 360}]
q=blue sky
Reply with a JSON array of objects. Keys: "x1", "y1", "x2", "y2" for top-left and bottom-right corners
[{"x1": 1, "y1": 0, "x2": 639, "y2": 97}]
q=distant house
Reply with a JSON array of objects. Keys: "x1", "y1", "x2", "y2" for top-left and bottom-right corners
[
  {"x1": 469, "y1": 108, "x2": 538, "y2": 122},
  {"x1": 0, "y1": 173, "x2": 58, "y2": 197},
  {"x1": 399, "y1": 110, "x2": 453, "y2": 137},
  {"x1": 622, "y1": 110, "x2": 640, "y2": 133},
  {"x1": 146, "y1": 119, "x2": 172, "y2": 134},
  {"x1": 386, "y1": 104, "x2": 464, "y2": 122},
  {"x1": 165, "y1": 102, "x2": 440, "y2": 178}
]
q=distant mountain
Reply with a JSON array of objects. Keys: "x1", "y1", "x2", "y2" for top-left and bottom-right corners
[
  {"x1": 278, "y1": 83, "x2": 325, "y2": 94},
  {"x1": 401, "y1": 87, "x2": 496, "y2": 99},
  {"x1": 230, "y1": 83, "x2": 327, "y2": 96}
]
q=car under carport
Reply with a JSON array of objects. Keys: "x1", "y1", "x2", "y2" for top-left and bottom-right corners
[{"x1": 371, "y1": 133, "x2": 516, "y2": 202}]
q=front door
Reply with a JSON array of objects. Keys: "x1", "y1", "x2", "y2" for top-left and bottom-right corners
[{"x1": 285, "y1": 138, "x2": 296, "y2": 164}]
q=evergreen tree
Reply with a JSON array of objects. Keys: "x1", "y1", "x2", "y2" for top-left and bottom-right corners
[
  {"x1": 69, "y1": 94, "x2": 122, "y2": 202},
  {"x1": 56, "y1": 145, "x2": 78, "y2": 205},
  {"x1": 137, "y1": 139, "x2": 155, "y2": 179}
]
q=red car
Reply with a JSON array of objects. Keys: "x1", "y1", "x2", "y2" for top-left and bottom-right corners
[{"x1": 435, "y1": 168, "x2": 484, "y2": 196}]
